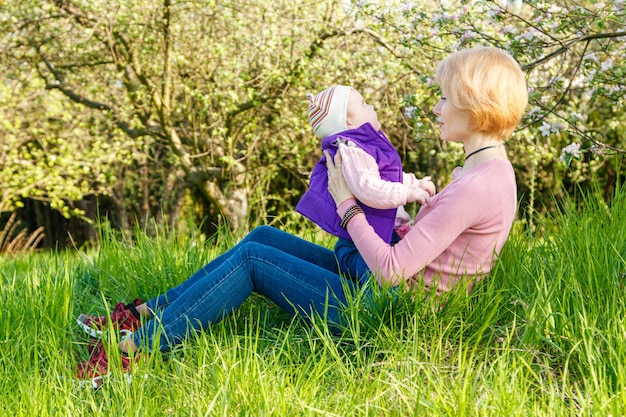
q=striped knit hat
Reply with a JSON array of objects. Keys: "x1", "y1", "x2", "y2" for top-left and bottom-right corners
[{"x1": 307, "y1": 85, "x2": 352, "y2": 139}]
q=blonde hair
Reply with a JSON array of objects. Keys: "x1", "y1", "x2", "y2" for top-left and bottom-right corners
[{"x1": 435, "y1": 47, "x2": 528, "y2": 140}]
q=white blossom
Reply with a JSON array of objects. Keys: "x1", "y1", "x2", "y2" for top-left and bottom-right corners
[
  {"x1": 539, "y1": 122, "x2": 552, "y2": 137},
  {"x1": 559, "y1": 143, "x2": 582, "y2": 162},
  {"x1": 601, "y1": 59, "x2": 614, "y2": 71},
  {"x1": 583, "y1": 52, "x2": 598, "y2": 62},
  {"x1": 590, "y1": 144, "x2": 607, "y2": 156},
  {"x1": 528, "y1": 107, "x2": 542, "y2": 120}
]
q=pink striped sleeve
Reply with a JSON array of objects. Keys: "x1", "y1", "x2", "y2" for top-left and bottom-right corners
[{"x1": 340, "y1": 144, "x2": 411, "y2": 209}]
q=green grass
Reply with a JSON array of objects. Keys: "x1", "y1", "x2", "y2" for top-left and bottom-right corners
[{"x1": 1, "y1": 186, "x2": 626, "y2": 416}]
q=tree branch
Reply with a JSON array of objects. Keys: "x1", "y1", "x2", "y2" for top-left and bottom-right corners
[
  {"x1": 39, "y1": 54, "x2": 149, "y2": 138},
  {"x1": 523, "y1": 31, "x2": 626, "y2": 70}
]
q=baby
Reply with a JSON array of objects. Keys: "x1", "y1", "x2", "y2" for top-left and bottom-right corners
[{"x1": 296, "y1": 85, "x2": 435, "y2": 283}]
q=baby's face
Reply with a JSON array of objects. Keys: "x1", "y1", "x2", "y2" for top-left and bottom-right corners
[{"x1": 345, "y1": 90, "x2": 381, "y2": 131}]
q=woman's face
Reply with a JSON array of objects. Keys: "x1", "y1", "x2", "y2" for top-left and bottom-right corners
[
  {"x1": 346, "y1": 90, "x2": 381, "y2": 131},
  {"x1": 433, "y1": 90, "x2": 473, "y2": 143}
]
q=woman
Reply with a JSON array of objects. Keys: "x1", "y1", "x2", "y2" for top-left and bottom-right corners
[{"x1": 76, "y1": 46, "x2": 528, "y2": 388}]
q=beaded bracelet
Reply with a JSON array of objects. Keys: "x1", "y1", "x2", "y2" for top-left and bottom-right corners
[{"x1": 339, "y1": 204, "x2": 364, "y2": 229}]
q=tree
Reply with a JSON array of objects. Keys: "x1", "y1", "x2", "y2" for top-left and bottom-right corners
[
  {"x1": 355, "y1": 0, "x2": 626, "y2": 225},
  {"x1": 1, "y1": 0, "x2": 368, "y2": 237},
  {"x1": 3, "y1": 0, "x2": 625, "y2": 244}
]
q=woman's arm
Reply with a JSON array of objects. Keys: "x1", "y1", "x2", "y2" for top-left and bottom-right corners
[
  {"x1": 327, "y1": 150, "x2": 446, "y2": 284},
  {"x1": 341, "y1": 189, "x2": 474, "y2": 286},
  {"x1": 329, "y1": 151, "x2": 496, "y2": 287}
]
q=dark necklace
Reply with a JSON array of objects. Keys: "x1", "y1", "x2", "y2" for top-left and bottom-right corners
[{"x1": 465, "y1": 144, "x2": 502, "y2": 161}]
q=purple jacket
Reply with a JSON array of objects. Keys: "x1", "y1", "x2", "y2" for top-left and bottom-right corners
[{"x1": 295, "y1": 122, "x2": 403, "y2": 243}]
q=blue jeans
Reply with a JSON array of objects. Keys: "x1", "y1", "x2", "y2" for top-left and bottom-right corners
[
  {"x1": 134, "y1": 226, "x2": 357, "y2": 352},
  {"x1": 335, "y1": 231, "x2": 401, "y2": 285}
]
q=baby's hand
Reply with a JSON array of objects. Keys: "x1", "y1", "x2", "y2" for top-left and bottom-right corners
[
  {"x1": 418, "y1": 176, "x2": 436, "y2": 196},
  {"x1": 408, "y1": 187, "x2": 431, "y2": 206}
]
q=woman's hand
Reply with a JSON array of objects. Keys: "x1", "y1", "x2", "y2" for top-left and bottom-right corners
[{"x1": 324, "y1": 149, "x2": 355, "y2": 207}]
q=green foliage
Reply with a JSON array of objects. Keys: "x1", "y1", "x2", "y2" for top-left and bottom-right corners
[
  {"x1": 0, "y1": 78, "x2": 130, "y2": 217},
  {"x1": 2, "y1": 0, "x2": 626, "y2": 243},
  {"x1": 353, "y1": 0, "x2": 626, "y2": 221}
]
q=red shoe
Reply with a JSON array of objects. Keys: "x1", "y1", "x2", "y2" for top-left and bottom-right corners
[
  {"x1": 77, "y1": 340, "x2": 138, "y2": 389},
  {"x1": 77, "y1": 299, "x2": 142, "y2": 339}
]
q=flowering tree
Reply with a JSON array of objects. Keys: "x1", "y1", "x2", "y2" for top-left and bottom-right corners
[
  {"x1": 2, "y1": 0, "x2": 442, "y2": 240},
  {"x1": 354, "y1": 0, "x2": 626, "y2": 222},
  {"x1": 2, "y1": 0, "x2": 625, "y2": 243},
  {"x1": 1, "y1": 0, "x2": 376, "y2": 237}
]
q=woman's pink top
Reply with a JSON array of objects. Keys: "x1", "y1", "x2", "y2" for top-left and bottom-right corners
[{"x1": 337, "y1": 159, "x2": 517, "y2": 294}]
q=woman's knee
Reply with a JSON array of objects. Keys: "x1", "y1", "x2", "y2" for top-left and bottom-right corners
[{"x1": 246, "y1": 225, "x2": 279, "y2": 243}]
